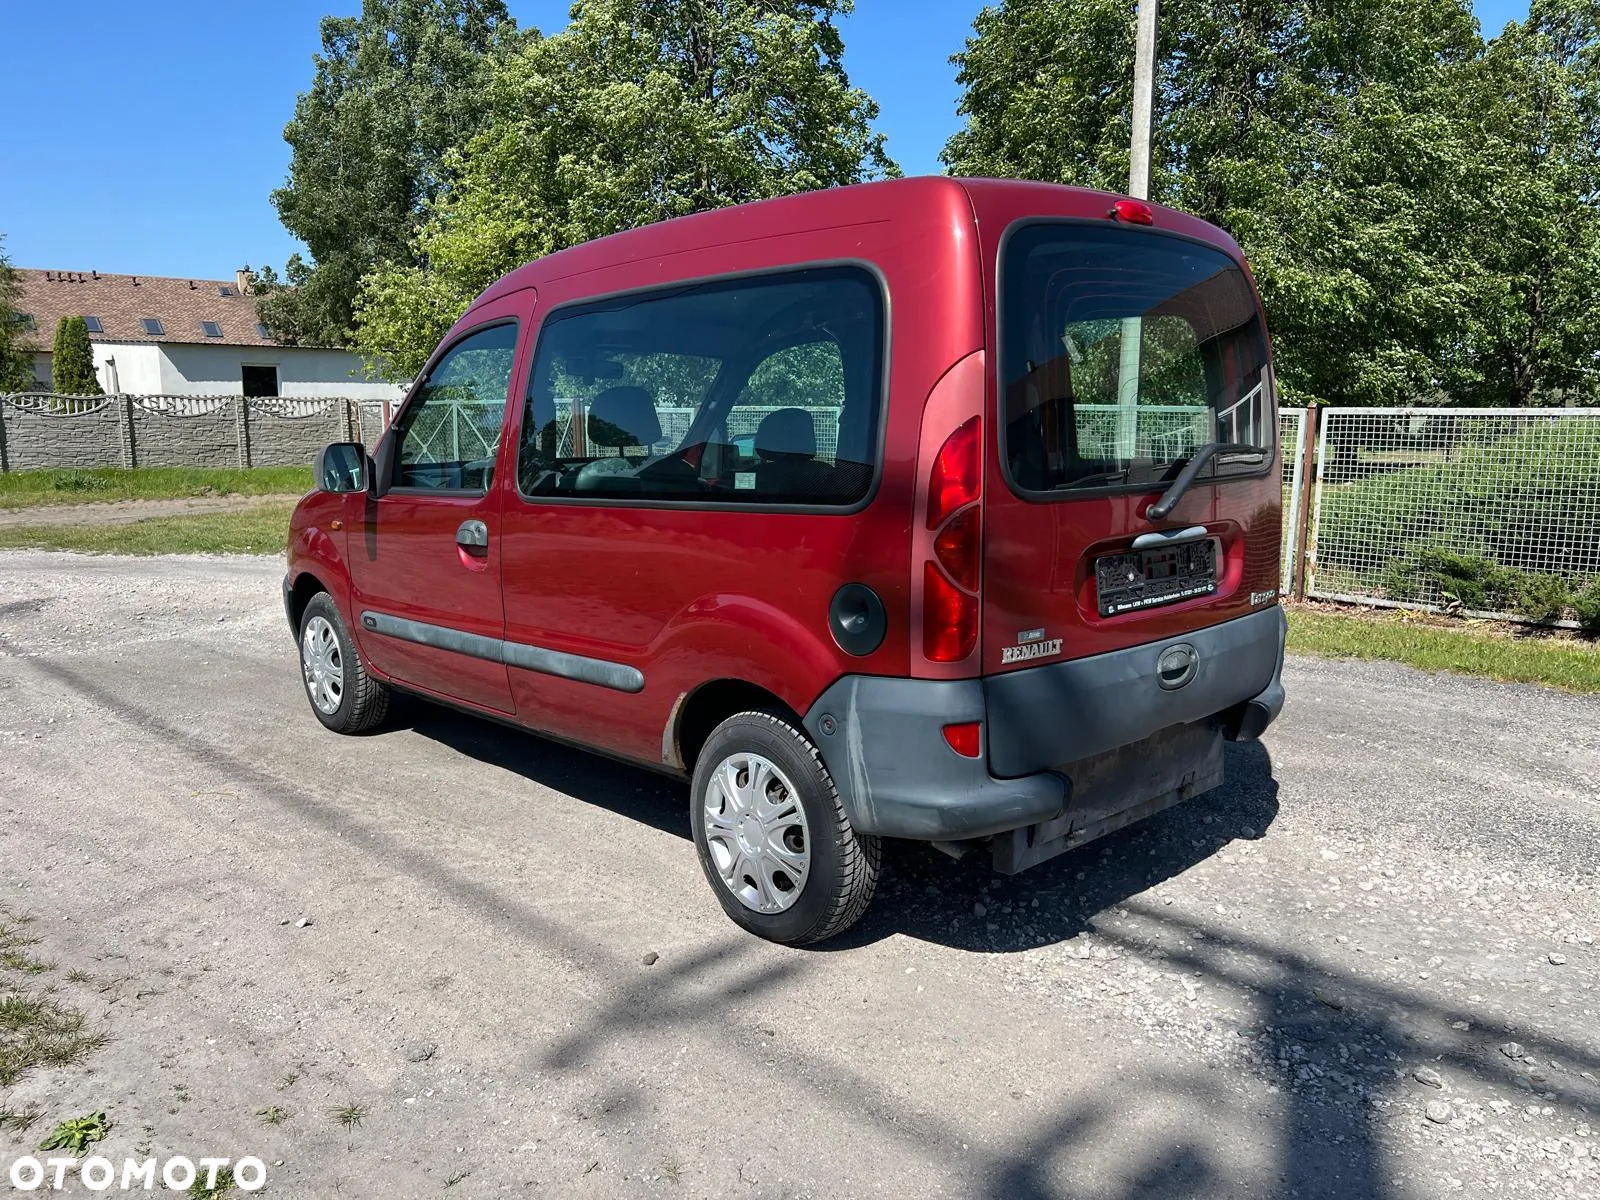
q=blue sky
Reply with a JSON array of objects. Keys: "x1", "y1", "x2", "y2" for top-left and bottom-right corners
[{"x1": 0, "y1": 1, "x2": 1532, "y2": 279}]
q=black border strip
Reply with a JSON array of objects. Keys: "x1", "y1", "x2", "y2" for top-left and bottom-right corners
[{"x1": 360, "y1": 610, "x2": 645, "y2": 694}]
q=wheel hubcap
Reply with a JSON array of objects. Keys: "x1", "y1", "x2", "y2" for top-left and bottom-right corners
[
  {"x1": 301, "y1": 616, "x2": 344, "y2": 715},
  {"x1": 703, "y1": 752, "x2": 811, "y2": 914}
]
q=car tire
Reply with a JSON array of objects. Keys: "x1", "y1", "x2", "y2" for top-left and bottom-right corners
[
  {"x1": 298, "y1": 592, "x2": 390, "y2": 735},
  {"x1": 690, "y1": 710, "x2": 880, "y2": 945}
]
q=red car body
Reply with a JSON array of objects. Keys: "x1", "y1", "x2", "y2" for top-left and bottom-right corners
[{"x1": 286, "y1": 176, "x2": 1285, "y2": 888}]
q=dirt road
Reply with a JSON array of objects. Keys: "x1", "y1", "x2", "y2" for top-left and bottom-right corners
[
  {"x1": 0, "y1": 495, "x2": 304, "y2": 528},
  {"x1": 1, "y1": 551, "x2": 1595, "y2": 1198}
]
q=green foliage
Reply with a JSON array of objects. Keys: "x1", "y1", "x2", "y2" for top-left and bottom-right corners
[
  {"x1": 1574, "y1": 578, "x2": 1600, "y2": 633},
  {"x1": 356, "y1": 0, "x2": 897, "y2": 377},
  {"x1": 261, "y1": 0, "x2": 520, "y2": 348},
  {"x1": 38, "y1": 1112, "x2": 110, "y2": 1155},
  {"x1": 943, "y1": 0, "x2": 1600, "y2": 408},
  {"x1": 1381, "y1": 549, "x2": 1572, "y2": 620},
  {"x1": 50, "y1": 316, "x2": 102, "y2": 395},
  {"x1": 1317, "y1": 420, "x2": 1600, "y2": 603},
  {"x1": 0, "y1": 235, "x2": 35, "y2": 392}
]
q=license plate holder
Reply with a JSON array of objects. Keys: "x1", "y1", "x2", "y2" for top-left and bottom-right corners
[{"x1": 1095, "y1": 539, "x2": 1218, "y2": 617}]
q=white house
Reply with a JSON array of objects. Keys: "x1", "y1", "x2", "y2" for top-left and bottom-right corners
[{"x1": 12, "y1": 268, "x2": 403, "y2": 402}]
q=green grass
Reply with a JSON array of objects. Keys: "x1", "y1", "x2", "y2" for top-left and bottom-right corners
[
  {"x1": 1288, "y1": 607, "x2": 1600, "y2": 693},
  {"x1": 188, "y1": 1165, "x2": 237, "y2": 1199},
  {"x1": 0, "y1": 466, "x2": 310, "y2": 508},
  {"x1": 0, "y1": 502, "x2": 294, "y2": 555},
  {"x1": 0, "y1": 910, "x2": 109, "y2": 1088}
]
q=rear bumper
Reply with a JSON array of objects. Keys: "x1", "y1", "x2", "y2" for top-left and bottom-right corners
[
  {"x1": 804, "y1": 606, "x2": 1286, "y2": 842},
  {"x1": 282, "y1": 575, "x2": 296, "y2": 637}
]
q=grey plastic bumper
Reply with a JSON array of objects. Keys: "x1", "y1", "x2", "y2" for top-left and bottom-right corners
[
  {"x1": 282, "y1": 575, "x2": 296, "y2": 637},
  {"x1": 804, "y1": 607, "x2": 1287, "y2": 842},
  {"x1": 984, "y1": 606, "x2": 1287, "y2": 777},
  {"x1": 803, "y1": 676, "x2": 1067, "y2": 840}
]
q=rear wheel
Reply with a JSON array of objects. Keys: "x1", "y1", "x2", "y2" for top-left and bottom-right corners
[
  {"x1": 690, "y1": 711, "x2": 879, "y2": 945},
  {"x1": 298, "y1": 592, "x2": 389, "y2": 734}
]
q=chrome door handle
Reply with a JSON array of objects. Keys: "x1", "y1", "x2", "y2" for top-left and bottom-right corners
[{"x1": 456, "y1": 520, "x2": 489, "y2": 549}]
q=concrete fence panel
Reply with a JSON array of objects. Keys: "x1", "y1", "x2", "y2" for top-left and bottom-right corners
[{"x1": 0, "y1": 393, "x2": 386, "y2": 472}]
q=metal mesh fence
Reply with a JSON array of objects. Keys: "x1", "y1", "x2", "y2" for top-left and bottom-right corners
[
  {"x1": 550, "y1": 402, "x2": 844, "y2": 460},
  {"x1": 1279, "y1": 408, "x2": 1308, "y2": 593},
  {"x1": 401, "y1": 397, "x2": 502, "y2": 466},
  {"x1": 1307, "y1": 407, "x2": 1600, "y2": 623}
]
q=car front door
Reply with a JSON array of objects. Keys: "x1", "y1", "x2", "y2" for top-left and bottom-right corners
[{"x1": 348, "y1": 317, "x2": 523, "y2": 713}]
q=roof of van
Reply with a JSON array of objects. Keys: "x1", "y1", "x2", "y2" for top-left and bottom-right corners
[{"x1": 471, "y1": 175, "x2": 1244, "y2": 312}]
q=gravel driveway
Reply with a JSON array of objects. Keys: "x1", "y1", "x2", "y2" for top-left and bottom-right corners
[{"x1": 0, "y1": 551, "x2": 1595, "y2": 1199}]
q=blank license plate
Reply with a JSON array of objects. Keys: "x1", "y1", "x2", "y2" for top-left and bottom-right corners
[{"x1": 1096, "y1": 540, "x2": 1218, "y2": 617}]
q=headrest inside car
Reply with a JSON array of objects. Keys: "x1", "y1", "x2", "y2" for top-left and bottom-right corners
[
  {"x1": 754, "y1": 407, "x2": 817, "y2": 460},
  {"x1": 587, "y1": 386, "x2": 661, "y2": 449}
]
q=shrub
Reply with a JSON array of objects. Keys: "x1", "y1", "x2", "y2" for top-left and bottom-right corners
[
  {"x1": 50, "y1": 317, "x2": 102, "y2": 396},
  {"x1": 1575, "y1": 579, "x2": 1600, "y2": 635},
  {"x1": 1381, "y1": 548, "x2": 1571, "y2": 620},
  {"x1": 1318, "y1": 419, "x2": 1600, "y2": 601}
]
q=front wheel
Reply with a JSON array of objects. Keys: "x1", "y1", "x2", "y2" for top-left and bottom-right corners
[
  {"x1": 298, "y1": 592, "x2": 390, "y2": 734},
  {"x1": 690, "y1": 711, "x2": 879, "y2": 945}
]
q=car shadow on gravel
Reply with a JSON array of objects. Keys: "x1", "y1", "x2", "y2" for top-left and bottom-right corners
[
  {"x1": 830, "y1": 740, "x2": 1281, "y2": 953},
  {"x1": 397, "y1": 697, "x2": 693, "y2": 842},
  {"x1": 401, "y1": 693, "x2": 1280, "y2": 957}
]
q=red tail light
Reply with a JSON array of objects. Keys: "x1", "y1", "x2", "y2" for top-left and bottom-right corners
[
  {"x1": 942, "y1": 721, "x2": 982, "y2": 758},
  {"x1": 934, "y1": 505, "x2": 981, "y2": 592},
  {"x1": 927, "y1": 416, "x2": 982, "y2": 529},
  {"x1": 924, "y1": 562, "x2": 978, "y2": 662},
  {"x1": 922, "y1": 416, "x2": 983, "y2": 663}
]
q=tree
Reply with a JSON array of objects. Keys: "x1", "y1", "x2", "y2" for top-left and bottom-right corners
[
  {"x1": 0, "y1": 236, "x2": 34, "y2": 393},
  {"x1": 941, "y1": 1, "x2": 1600, "y2": 408},
  {"x1": 50, "y1": 317, "x2": 102, "y2": 395},
  {"x1": 261, "y1": 0, "x2": 520, "y2": 349},
  {"x1": 1446, "y1": 0, "x2": 1600, "y2": 405},
  {"x1": 355, "y1": 0, "x2": 897, "y2": 377}
]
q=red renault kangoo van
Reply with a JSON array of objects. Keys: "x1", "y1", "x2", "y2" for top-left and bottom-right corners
[{"x1": 285, "y1": 177, "x2": 1286, "y2": 945}]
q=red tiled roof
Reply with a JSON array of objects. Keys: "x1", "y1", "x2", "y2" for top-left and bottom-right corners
[{"x1": 14, "y1": 269, "x2": 291, "y2": 350}]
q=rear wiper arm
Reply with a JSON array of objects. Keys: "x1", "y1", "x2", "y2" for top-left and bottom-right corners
[
  {"x1": 1058, "y1": 468, "x2": 1129, "y2": 490},
  {"x1": 1145, "y1": 442, "x2": 1263, "y2": 521}
]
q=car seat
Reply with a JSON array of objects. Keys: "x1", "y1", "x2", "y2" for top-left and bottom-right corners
[
  {"x1": 573, "y1": 386, "x2": 662, "y2": 492},
  {"x1": 753, "y1": 407, "x2": 834, "y2": 501}
]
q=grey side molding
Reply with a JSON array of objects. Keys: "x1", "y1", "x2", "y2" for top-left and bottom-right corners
[{"x1": 360, "y1": 610, "x2": 644, "y2": 694}]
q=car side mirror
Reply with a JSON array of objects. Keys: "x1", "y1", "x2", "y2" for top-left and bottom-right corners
[{"x1": 314, "y1": 442, "x2": 368, "y2": 493}]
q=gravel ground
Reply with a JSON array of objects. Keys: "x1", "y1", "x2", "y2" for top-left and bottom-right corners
[
  {"x1": 0, "y1": 550, "x2": 1595, "y2": 1199},
  {"x1": 0, "y1": 495, "x2": 303, "y2": 527}
]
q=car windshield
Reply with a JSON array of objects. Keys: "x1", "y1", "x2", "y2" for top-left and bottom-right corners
[{"x1": 1000, "y1": 224, "x2": 1274, "y2": 495}]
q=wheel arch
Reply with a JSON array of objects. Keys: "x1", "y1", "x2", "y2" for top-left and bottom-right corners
[
  {"x1": 287, "y1": 570, "x2": 333, "y2": 635},
  {"x1": 668, "y1": 678, "x2": 804, "y2": 774}
]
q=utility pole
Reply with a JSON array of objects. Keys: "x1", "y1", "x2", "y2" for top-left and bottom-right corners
[
  {"x1": 1117, "y1": 0, "x2": 1160, "y2": 462},
  {"x1": 1128, "y1": 0, "x2": 1160, "y2": 200}
]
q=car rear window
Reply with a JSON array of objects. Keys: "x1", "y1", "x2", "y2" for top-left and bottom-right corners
[
  {"x1": 1000, "y1": 224, "x2": 1274, "y2": 496},
  {"x1": 517, "y1": 267, "x2": 885, "y2": 507}
]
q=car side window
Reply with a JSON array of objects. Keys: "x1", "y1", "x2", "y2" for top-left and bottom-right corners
[
  {"x1": 516, "y1": 267, "x2": 883, "y2": 506},
  {"x1": 392, "y1": 322, "x2": 519, "y2": 492}
]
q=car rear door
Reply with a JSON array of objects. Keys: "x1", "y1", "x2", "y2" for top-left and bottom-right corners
[
  {"x1": 982, "y1": 217, "x2": 1283, "y2": 674},
  {"x1": 347, "y1": 313, "x2": 525, "y2": 713}
]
